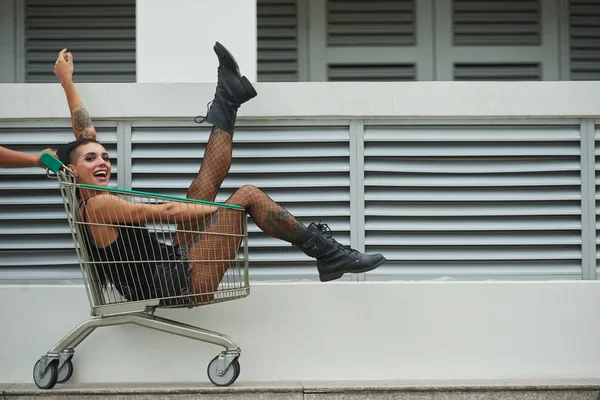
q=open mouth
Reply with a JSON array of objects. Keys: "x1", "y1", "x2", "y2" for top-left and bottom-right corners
[{"x1": 93, "y1": 170, "x2": 108, "y2": 181}]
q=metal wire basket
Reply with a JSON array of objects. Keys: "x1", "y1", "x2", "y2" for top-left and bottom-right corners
[{"x1": 32, "y1": 153, "x2": 250, "y2": 389}]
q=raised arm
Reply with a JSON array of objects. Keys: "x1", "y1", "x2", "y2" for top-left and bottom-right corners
[
  {"x1": 0, "y1": 146, "x2": 55, "y2": 168},
  {"x1": 54, "y1": 49, "x2": 97, "y2": 140},
  {"x1": 84, "y1": 194, "x2": 219, "y2": 225}
]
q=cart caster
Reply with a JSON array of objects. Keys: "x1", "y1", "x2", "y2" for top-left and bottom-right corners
[
  {"x1": 207, "y1": 355, "x2": 240, "y2": 386},
  {"x1": 33, "y1": 358, "x2": 58, "y2": 390},
  {"x1": 57, "y1": 359, "x2": 74, "y2": 384},
  {"x1": 233, "y1": 359, "x2": 241, "y2": 381}
]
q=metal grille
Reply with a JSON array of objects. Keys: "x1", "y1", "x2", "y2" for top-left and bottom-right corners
[
  {"x1": 257, "y1": 0, "x2": 299, "y2": 82},
  {"x1": 328, "y1": 64, "x2": 416, "y2": 81},
  {"x1": 453, "y1": 0, "x2": 541, "y2": 45},
  {"x1": 130, "y1": 122, "x2": 352, "y2": 280},
  {"x1": 454, "y1": 63, "x2": 542, "y2": 80},
  {"x1": 595, "y1": 121, "x2": 600, "y2": 277},
  {"x1": 570, "y1": 0, "x2": 600, "y2": 80},
  {"x1": 0, "y1": 122, "x2": 118, "y2": 281},
  {"x1": 364, "y1": 124, "x2": 582, "y2": 280},
  {"x1": 25, "y1": 0, "x2": 136, "y2": 83},
  {"x1": 327, "y1": 0, "x2": 415, "y2": 46}
]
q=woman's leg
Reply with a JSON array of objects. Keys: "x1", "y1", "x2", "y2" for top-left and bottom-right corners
[
  {"x1": 187, "y1": 207, "x2": 244, "y2": 303},
  {"x1": 174, "y1": 41, "x2": 255, "y2": 247},
  {"x1": 181, "y1": 42, "x2": 385, "y2": 297},
  {"x1": 186, "y1": 126, "x2": 233, "y2": 202},
  {"x1": 188, "y1": 185, "x2": 306, "y2": 301},
  {"x1": 188, "y1": 185, "x2": 387, "y2": 300},
  {"x1": 172, "y1": 126, "x2": 233, "y2": 247}
]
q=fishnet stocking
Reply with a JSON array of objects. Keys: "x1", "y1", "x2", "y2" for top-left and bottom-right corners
[
  {"x1": 186, "y1": 127, "x2": 232, "y2": 202},
  {"x1": 174, "y1": 127, "x2": 232, "y2": 246},
  {"x1": 180, "y1": 127, "x2": 307, "y2": 301},
  {"x1": 189, "y1": 185, "x2": 307, "y2": 301}
]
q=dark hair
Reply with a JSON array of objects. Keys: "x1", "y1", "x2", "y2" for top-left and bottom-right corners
[{"x1": 56, "y1": 137, "x2": 100, "y2": 166}]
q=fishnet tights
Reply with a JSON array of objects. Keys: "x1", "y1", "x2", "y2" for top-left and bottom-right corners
[{"x1": 178, "y1": 127, "x2": 307, "y2": 301}]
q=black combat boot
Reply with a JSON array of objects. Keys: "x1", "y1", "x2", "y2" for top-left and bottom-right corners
[
  {"x1": 195, "y1": 42, "x2": 257, "y2": 133},
  {"x1": 293, "y1": 223, "x2": 387, "y2": 282}
]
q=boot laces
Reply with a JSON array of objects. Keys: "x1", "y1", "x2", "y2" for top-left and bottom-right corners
[
  {"x1": 193, "y1": 101, "x2": 212, "y2": 124},
  {"x1": 195, "y1": 66, "x2": 222, "y2": 124},
  {"x1": 193, "y1": 66, "x2": 242, "y2": 124},
  {"x1": 315, "y1": 223, "x2": 360, "y2": 255}
]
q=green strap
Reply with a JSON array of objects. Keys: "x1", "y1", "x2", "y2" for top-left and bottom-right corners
[
  {"x1": 78, "y1": 184, "x2": 244, "y2": 210},
  {"x1": 42, "y1": 153, "x2": 243, "y2": 210}
]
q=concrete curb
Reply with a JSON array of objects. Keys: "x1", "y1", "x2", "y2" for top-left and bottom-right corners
[{"x1": 2, "y1": 380, "x2": 600, "y2": 399}]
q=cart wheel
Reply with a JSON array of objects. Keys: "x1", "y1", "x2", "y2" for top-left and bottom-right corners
[
  {"x1": 233, "y1": 359, "x2": 241, "y2": 381},
  {"x1": 207, "y1": 356, "x2": 240, "y2": 386},
  {"x1": 33, "y1": 359, "x2": 58, "y2": 390},
  {"x1": 57, "y1": 359, "x2": 74, "y2": 384}
]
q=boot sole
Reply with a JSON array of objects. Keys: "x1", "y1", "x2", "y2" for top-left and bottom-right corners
[
  {"x1": 319, "y1": 256, "x2": 387, "y2": 282},
  {"x1": 240, "y1": 76, "x2": 258, "y2": 99}
]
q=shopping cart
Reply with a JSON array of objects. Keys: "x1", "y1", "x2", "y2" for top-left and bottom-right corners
[{"x1": 33, "y1": 153, "x2": 250, "y2": 389}]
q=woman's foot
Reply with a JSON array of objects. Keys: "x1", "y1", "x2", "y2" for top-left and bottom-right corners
[
  {"x1": 294, "y1": 223, "x2": 387, "y2": 282},
  {"x1": 196, "y1": 42, "x2": 257, "y2": 133},
  {"x1": 213, "y1": 41, "x2": 257, "y2": 103}
]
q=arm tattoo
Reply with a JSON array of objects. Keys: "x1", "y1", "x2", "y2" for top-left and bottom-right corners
[
  {"x1": 265, "y1": 210, "x2": 306, "y2": 243},
  {"x1": 73, "y1": 107, "x2": 93, "y2": 133},
  {"x1": 83, "y1": 129, "x2": 96, "y2": 139}
]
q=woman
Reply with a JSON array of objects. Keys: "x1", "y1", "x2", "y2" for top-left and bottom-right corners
[{"x1": 53, "y1": 44, "x2": 386, "y2": 305}]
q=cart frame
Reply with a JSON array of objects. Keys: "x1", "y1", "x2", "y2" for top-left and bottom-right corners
[{"x1": 33, "y1": 153, "x2": 250, "y2": 388}]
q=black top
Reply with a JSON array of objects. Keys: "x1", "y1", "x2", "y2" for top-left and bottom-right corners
[{"x1": 85, "y1": 223, "x2": 170, "y2": 301}]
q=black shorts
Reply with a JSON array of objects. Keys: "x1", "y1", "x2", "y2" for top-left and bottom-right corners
[{"x1": 152, "y1": 245, "x2": 193, "y2": 307}]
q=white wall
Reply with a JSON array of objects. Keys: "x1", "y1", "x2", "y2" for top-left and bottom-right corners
[
  {"x1": 136, "y1": 0, "x2": 257, "y2": 83},
  {"x1": 2, "y1": 281, "x2": 600, "y2": 383}
]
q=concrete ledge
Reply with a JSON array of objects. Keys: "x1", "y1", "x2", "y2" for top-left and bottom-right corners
[
  {"x1": 302, "y1": 379, "x2": 600, "y2": 399},
  {"x1": 301, "y1": 378, "x2": 600, "y2": 391},
  {"x1": 304, "y1": 392, "x2": 599, "y2": 400},
  {"x1": 1, "y1": 82, "x2": 600, "y2": 120},
  {"x1": 3, "y1": 381, "x2": 303, "y2": 400},
  {"x1": 1, "y1": 383, "x2": 14, "y2": 400},
  {"x1": 3, "y1": 380, "x2": 600, "y2": 400}
]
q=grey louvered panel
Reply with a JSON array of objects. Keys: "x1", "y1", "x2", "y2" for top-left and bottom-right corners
[
  {"x1": 453, "y1": 0, "x2": 540, "y2": 45},
  {"x1": 257, "y1": 0, "x2": 298, "y2": 82},
  {"x1": 364, "y1": 124, "x2": 582, "y2": 280},
  {"x1": 0, "y1": 123, "x2": 118, "y2": 280},
  {"x1": 570, "y1": 0, "x2": 600, "y2": 80},
  {"x1": 369, "y1": 201, "x2": 580, "y2": 217},
  {"x1": 454, "y1": 63, "x2": 541, "y2": 80},
  {"x1": 328, "y1": 64, "x2": 416, "y2": 81},
  {"x1": 327, "y1": 0, "x2": 415, "y2": 46},
  {"x1": 594, "y1": 122, "x2": 600, "y2": 276},
  {"x1": 25, "y1": 0, "x2": 135, "y2": 83},
  {"x1": 131, "y1": 123, "x2": 351, "y2": 280}
]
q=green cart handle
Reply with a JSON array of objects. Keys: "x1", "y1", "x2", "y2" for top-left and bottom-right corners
[
  {"x1": 41, "y1": 152, "x2": 243, "y2": 210},
  {"x1": 41, "y1": 152, "x2": 63, "y2": 173}
]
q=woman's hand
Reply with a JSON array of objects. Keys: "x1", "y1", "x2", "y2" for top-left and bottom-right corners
[
  {"x1": 33, "y1": 148, "x2": 56, "y2": 168},
  {"x1": 54, "y1": 48, "x2": 74, "y2": 84}
]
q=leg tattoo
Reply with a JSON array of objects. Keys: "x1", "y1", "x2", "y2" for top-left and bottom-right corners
[
  {"x1": 265, "y1": 210, "x2": 306, "y2": 242},
  {"x1": 227, "y1": 185, "x2": 307, "y2": 243}
]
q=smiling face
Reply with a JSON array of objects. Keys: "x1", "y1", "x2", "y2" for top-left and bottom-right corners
[{"x1": 68, "y1": 142, "x2": 112, "y2": 186}]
